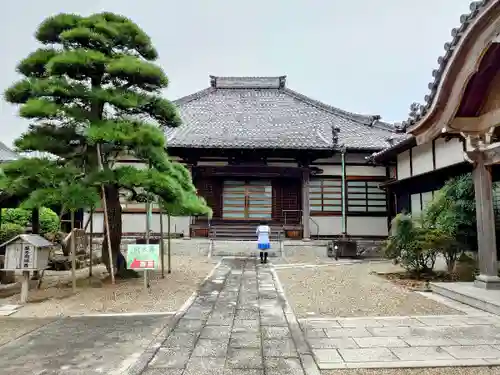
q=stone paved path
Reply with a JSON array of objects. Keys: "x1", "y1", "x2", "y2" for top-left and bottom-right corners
[
  {"x1": 301, "y1": 315, "x2": 500, "y2": 369},
  {"x1": 144, "y1": 258, "x2": 315, "y2": 375}
]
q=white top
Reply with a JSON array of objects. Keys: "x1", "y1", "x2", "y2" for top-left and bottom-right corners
[{"x1": 256, "y1": 225, "x2": 270, "y2": 243}]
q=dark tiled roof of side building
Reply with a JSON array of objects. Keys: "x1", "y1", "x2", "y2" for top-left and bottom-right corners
[
  {"x1": 368, "y1": 133, "x2": 415, "y2": 163},
  {"x1": 166, "y1": 76, "x2": 397, "y2": 150},
  {"x1": 402, "y1": 0, "x2": 491, "y2": 130},
  {"x1": 0, "y1": 142, "x2": 19, "y2": 162}
]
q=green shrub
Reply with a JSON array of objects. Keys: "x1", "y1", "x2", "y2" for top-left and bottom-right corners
[
  {"x1": 422, "y1": 174, "x2": 476, "y2": 272},
  {"x1": 1, "y1": 207, "x2": 59, "y2": 235},
  {"x1": 385, "y1": 213, "x2": 437, "y2": 276},
  {"x1": 39, "y1": 207, "x2": 59, "y2": 234},
  {"x1": 2, "y1": 208, "x2": 30, "y2": 227},
  {"x1": 0, "y1": 223, "x2": 24, "y2": 245}
]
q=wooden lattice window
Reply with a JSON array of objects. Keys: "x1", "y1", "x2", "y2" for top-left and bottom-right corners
[
  {"x1": 346, "y1": 179, "x2": 387, "y2": 214},
  {"x1": 309, "y1": 178, "x2": 342, "y2": 213}
]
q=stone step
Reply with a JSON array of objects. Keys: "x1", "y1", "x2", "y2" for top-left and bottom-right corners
[{"x1": 430, "y1": 282, "x2": 500, "y2": 315}]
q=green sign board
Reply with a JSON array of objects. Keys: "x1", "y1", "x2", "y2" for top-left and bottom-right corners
[{"x1": 127, "y1": 244, "x2": 160, "y2": 270}]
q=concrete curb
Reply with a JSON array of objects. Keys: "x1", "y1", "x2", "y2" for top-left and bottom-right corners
[
  {"x1": 270, "y1": 266, "x2": 320, "y2": 375},
  {"x1": 122, "y1": 259, "x2": 223, "y2": 375}
]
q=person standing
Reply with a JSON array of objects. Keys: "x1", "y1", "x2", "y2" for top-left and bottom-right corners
[{"x1": 256, "y1": 221, "x2": 271, "y2": 264}]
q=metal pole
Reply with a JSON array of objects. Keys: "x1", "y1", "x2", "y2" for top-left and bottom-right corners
[
  {"x1": 167, "y1": 213, "x2": 171, "y2": 274},
  {"x1": 159, "y1": 205, "x2": 165, "y2": 278},
  {"x1": 89, "y1": 207, "x2": 93, "y2": 277},
  {"x1": 71, "y1": 210, "x2": 76, "y2": 293},
  {"x1": 145, "y1": 197, "x2": 151, "y2": 289},
  {"x1": 97, "y1": 144, "x2": 115, "y2": 285}
]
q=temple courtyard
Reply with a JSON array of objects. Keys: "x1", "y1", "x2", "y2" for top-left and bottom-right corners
[{"x1": 0, "y1": 255, "x2": 499, "y2": 374}]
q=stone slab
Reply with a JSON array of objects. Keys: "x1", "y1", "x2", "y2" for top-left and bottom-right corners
[
  {"x1": 324, "y1": 327, "x2": 372, "y2": 338},
  {"x1": 319, "y1": 358, "x2": 494, "y2": 369},
  {"x1": 150, "y1": 347, "x2": 191, "y2": 368},
  {"x1": 192, "y1": 338, "x2": 229, "y2": 357},
  {"x1": 262, "y1": 326, "x2": 291, "y2": 339},
  {"x1": 431, "y1": 282, "x2": 500, "y2": 315},
  {"x1": 442, "y1": 345, "x2": 500, "y2": 359},
  {"x1": 200, "y1": 325, "x2": 232, "y2": 340},
  {"x1": 313, "y1": 348, "x2": 344, "y2": 363},
  {"x1": 226, "y1": 347, "x2": 263, "y2": 369},
  {"x1": 307, "y1": 337, "x2": 358, "y2": 349},
  {"x1": 402, "y1": 337, "x2": 460, "y2": 347},
  {"x1": 230, "y1": 332, "x2": 261, "y2": 348},
  {"x1": 390, "y1": 346, "x2": 455, "y2": 361},
  {"x1": 263, "y1": 338, "x2": 299, "y2": 357},
  {"x1": 353, "y1": 336, "x2": 408, "y2": 348},
  {"x1": 184, "y1": 356, "x2": 226, "y2": 375},
  {"x1": 264, "y1": 357, "x2": 305, "y2": 374},
  {"x1": 339, "y1": 347, "x2": 398, "y2": 362}
]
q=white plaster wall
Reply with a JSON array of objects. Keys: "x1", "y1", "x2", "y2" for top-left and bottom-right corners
[
  {"x1": 312, "y1": 165, "x2": 342, "y2": 175},
  {"x1": 397, "y1": 150, "x2": 411, "y2": 180},
  {"x1": 434, "y1": 138, "x2": 464, "y2": 169},
  {"x1": 411, "y1": 143, "x2": 434, "y2": 176},
  {"x1": 347, "y1": 217, "x2": 388, "y2": 236},
  {"x1": 346, "y1": 165, "x2": 386, "y2": 177},
  {"x1": 313, "y1": 153, "x2": 370, "y2": 164},
  {"x1": 311, "y1": 216, "x2": 343, "y2": 236},
  {"x1": 310, "y1": 216, "x2": 387, "y2": 237},
  {"x1": 421, "y1": 191, "x2": 434, "y2": 210},
  {"x1": 410, "y1": 194, "x2": 422, "y2": 217},
  {"x1": 84, "y1": 212, "x2": 190, "y2": 236}
]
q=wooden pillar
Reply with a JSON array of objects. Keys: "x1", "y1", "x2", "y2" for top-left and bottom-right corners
[
  {"x1": 31, "y1": 208, "x2": 40, "y2": 280},
  {"x1": 184, "y1": 163, "x2": 194, "y2": 240},
  {"x1": 472, "y1": 152, "x2": 500, "y2": 289},
  {"x1": 302, "y1": 169, "x2": 311, "y2": 241}
]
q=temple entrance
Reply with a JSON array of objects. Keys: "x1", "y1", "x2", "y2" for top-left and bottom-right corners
[{"x1": 222, "y1": 180, "x2": 272, "y2": 220}]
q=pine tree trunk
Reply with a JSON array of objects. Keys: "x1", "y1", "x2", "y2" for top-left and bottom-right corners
[{"x1": 101, "y1": 184, "x2": 123, "y2": 275}]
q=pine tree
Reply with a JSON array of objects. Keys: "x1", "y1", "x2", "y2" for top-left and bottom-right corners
[{"x1": 3, "y1": 12, "x2": 210, "y2": 276}]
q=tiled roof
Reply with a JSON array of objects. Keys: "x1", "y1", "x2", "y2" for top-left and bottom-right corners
[
  {"x1": 0, "y1": 142, "x2": 19, "y2": 162},
  {"x1": 19, "y1": 151, "x2": 60, "y2": 160},
  {"x1": 368, "y1": 133, "x2": 415, "y2": 163},
  {"x1": 402, "y1": 0, "x2": 492, "y2": 129},
  {"x1": 166, "y1": 76, "x2": 397, "y2": 150}
]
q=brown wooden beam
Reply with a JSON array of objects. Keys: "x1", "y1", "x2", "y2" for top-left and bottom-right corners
[
  {"x1": 194, "y1": 165, "x2": 306, "y2": 178},
  {"x1": 450, "y1": 108, "x2": 500, "y2": 133}
]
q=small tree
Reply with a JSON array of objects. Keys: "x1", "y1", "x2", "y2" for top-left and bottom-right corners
[
  {"x1": 385, "y1": 213, "x2": 437, "y2": 277},
  {"x1": 3, "y1": 12, "x2": 209, "y2": 276},
  {"x1": 424, "y1": 174, "x2": 476, "y2": 272}
]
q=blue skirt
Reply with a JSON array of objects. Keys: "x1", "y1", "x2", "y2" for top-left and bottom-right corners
[{"x1": 258, "y1": 243, "x2": 270, "y2": 250}]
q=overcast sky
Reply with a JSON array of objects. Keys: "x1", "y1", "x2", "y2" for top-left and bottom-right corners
[{"x1": 0, "y1": 0, "x2": 472, "y2": 147}]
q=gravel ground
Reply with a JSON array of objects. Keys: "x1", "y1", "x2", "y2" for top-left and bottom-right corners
[
  {"x1": 6, "y1": 255, "x2": 215, "y2": 317},
  {"x1": 276, "y1": 259, "x2": 460, "y2": 317},
  {"x1": 322, "y1": 368, "x2": 500, "y2": 375}
]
